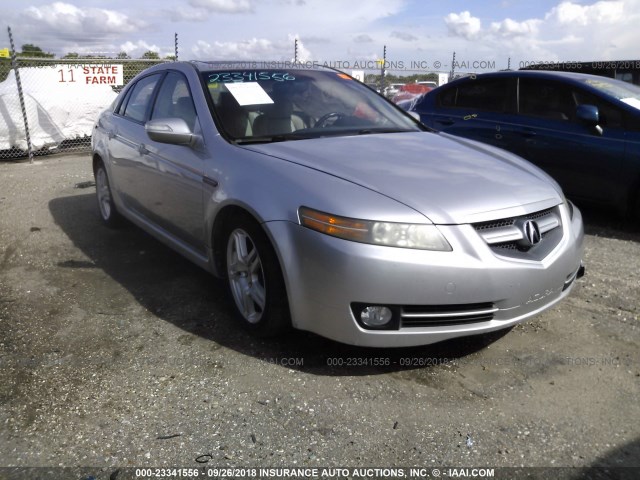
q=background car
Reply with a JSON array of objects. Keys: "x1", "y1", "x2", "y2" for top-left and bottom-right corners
[
  {"x1": 383, "y1": 82, "x2": 405, "y2": 98},
  {"x1": 92, "y1": 61, "x2": 584, "y2": 347},
  {"x1": 391, "y1": 83, "x2": 432, "y2": 104},
  {"x1": 417, "y1": 80, "x2": 438, "y2": 89},
  {"x1": 410, "y1": 71, "x2": 640, "y2": 218}
]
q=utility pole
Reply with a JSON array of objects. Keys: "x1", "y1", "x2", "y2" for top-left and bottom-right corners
[
  {"x1": 380, "y1": 45, "x2": 387, "y2": 93},
  {"x1": 8, "y1": 26, "x2": 34, "y2": 163},
  {"x1": 294, "y1": 38, "x2": 298, "y2": 63},
  {"x1": 450, "y1": 51, "x2": 456, "y2": 79}
]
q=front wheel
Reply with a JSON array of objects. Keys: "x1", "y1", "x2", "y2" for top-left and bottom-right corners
[
  {"x1": 94, "y1": 160, "x2": 122, "y2": 228},
  {"x1": 223, "y1": 215, "x2": 290, "y2": 336}
]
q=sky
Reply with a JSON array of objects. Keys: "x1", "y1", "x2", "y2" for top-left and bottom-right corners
[{"x1": 2, "y1": 0, "x2": 640, "y2": 74}]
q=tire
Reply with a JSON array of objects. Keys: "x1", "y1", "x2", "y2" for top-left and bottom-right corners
[
  {"x1": 94, "y1": 160, "x2": 122, "y2": 228},
  {"x1": 223, "y1": 214, "x2": 290, "y2": 337}
]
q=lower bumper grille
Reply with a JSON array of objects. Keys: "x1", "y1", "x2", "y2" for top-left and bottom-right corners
[
  {"x1": 401, "y1": 302, "x2": 497, "y2": 327},
  {"x1": 563, "y1": 263, "x2": 586, "y2": 291}
]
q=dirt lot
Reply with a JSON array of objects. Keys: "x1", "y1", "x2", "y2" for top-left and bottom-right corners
[{"x1": 0, "y1": 154, "x2": 639, "y2": 478}]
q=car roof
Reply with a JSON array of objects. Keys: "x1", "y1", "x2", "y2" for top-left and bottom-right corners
[{"x1": 449, "y1": 69, "x2": 618, "y2": 85}]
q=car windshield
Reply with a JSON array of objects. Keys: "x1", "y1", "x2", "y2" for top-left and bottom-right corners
[
  {"x1": 201, "y1": 69, "x2": 421, "y2": 143},
  {"x1": 580, "y1": 77, "x2": 640, "y2": 111}
]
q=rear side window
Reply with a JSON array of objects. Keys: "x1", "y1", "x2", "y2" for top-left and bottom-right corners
[
  {"x1": 439, "y1": 78, "x2": 513, "y2": 112},
  {"x1": 438, "y1": 87, "x2": 457, "y2": 107},
  {"x1": 122, "y1": 73, "x2": 163, "y2": 123},
  {"x1": 625, "y1": 112, "x2": 640, "y2": 132}
]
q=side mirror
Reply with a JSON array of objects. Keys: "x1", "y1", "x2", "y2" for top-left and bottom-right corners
[
  {"x1": 146, "y1": 118, "x2": 195, "y2": 146},
  {"x1": 408, "y1": 111, "x2": 421, "y2": 121},
  {"x1": 576, "y1": 104, "x2": 603, "y2": 135}
]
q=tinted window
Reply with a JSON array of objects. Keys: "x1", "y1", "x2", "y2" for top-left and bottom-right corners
[
  {"x1": 572, "y1": 90, "x2": 623, "y2": 129},
  {"x1": 454, "y1": 78, "x2": 512, "y2": 112},
  {"x1": 519, "y1": 79, "x2": 575, "y2": 121},
  {"x1": 151, "y1": 71, "x2": 198, "y2": 131},
  {"x1": 438, "y1": 87, "x2": 457, "y2": 107},
  {"x1": 123, "y1": 74, "x2": 162, "y2": 123},
  {"x1": 624, "y1": 112, "x2": 640, "y2": 132}
]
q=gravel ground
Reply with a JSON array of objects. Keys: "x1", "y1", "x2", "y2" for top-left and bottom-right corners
[{"x1": 0, "y1": 154, "x2": 638, "y2": 478}]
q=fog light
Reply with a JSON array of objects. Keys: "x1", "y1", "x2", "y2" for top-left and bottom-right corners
[{"x1": 360, "y1": 306, "x2": 393, "y2": 327}]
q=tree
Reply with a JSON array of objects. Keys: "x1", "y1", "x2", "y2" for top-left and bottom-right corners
[
  {"x1": 141, "y1": 50, "x2": 160, "y2": 60},
  {"x1": 62, "y1": 52, "x2": 79, "y2": 59},
  {"x1": 116, "y1": 51, "x2": 130, "y2": 59},
  {"x1": 20, "y1": 44, "x2": 54, "y2": 58}
]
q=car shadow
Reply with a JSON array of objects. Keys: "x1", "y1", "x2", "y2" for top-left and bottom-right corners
[
  {"x1": 578, "y1": 203, "x2": 640, "y2": 242},
  {"x1": 49, "y1": 192, "x2": 512, "y2": 377},
  {"x1": 576, "y1": 437, "x2": 640, "y2": 478}
]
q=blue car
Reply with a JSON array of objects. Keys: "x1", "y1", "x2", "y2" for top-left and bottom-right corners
[{"x1": 411, "y1": 71, "x2": 640, "y2": 218}]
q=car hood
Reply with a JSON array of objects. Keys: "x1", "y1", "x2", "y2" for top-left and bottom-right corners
[{"x1": 242, "y1": 131, "x2": 562, "y2": 224}]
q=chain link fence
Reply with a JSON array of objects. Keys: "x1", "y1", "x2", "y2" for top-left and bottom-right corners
[{"x1": 0, "y1": 55, "x2": 170, "y2": 160}]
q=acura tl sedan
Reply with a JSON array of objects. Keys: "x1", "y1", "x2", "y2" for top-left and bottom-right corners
[{"x1": 91, "y1": 61, "x2": 585, "y2": 347}]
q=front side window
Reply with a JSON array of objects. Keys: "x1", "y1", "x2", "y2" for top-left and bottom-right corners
[
  {"x1": 572, "y1": 90, "x2": 623, "y2": 129},
  {"x1": 151, "y1": 71, "x2": 198, "y2": 131},
  {"x1": 200, "y1": 69, "x2": 421, "y2": 143},
  {"x1": 122, "y1": 73, "x2": 162, "y2": 123},
  {"x1": 519, "y1": 79, "x2": 575, "y2": 121}
]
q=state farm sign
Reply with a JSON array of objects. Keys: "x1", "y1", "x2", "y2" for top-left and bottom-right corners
[{"x1": 57, "y1": 64, "x2": 124, "y2": 86}]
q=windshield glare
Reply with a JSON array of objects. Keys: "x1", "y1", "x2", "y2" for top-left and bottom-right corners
[
  {"x1": 581, "y1": 77, "x2": 640, "y2": 110},
  {"x1": 201, "y1": 69, "x2": 420, "y2": 142}
]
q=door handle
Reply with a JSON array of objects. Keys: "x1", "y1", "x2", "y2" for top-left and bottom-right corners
[
  {"x1": 107, "y1": 130, "x2": 116, "y2": 139},
  {"x1": 138, "y1": 144, "x2": 149, "y2": 155},
  {"x1": 437, "y1": 118, "x2": 455, "y2": 126},
  {"x1": 519, "y1": 129, "x2": 537, "y2": 138}
]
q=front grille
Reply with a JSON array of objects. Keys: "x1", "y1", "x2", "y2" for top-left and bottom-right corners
[
  {"x1": 473, "y1": 208, "x2": 554, "y2": 232},
  {"x1": 401, "y1": 302, "x2": 497, "y2": 327},
  {"x1": 489, "y1": 230, "x2": 552, "y2": 251},
  {"x1": 473, "y1": 206, "x2": 563, "y2": 261}
]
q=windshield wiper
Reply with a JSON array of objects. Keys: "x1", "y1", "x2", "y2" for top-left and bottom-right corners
[
  {"x1": 235, "y1": 133, "x2": 309, "y2": 145},
  {"x1": 357, "y1": 128, "x2": 415, "y2": 135}
]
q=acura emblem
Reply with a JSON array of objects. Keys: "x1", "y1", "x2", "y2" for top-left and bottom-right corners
[{"x1": 523, "y1": 220, "x2": 542, "y2": 246}]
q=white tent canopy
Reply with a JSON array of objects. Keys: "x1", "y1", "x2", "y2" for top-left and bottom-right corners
[{"x1": 0, "y1": 66, "x2": 117, "y2": 151}]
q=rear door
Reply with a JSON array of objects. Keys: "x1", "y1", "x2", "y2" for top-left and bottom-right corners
[{"x1": 416, "y1": 76, "x2": 518, "y2": 152}]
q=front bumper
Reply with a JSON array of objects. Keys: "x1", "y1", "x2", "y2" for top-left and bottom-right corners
[{"x1": 266, "y1": 203, "x2": 584, "y2": 347}]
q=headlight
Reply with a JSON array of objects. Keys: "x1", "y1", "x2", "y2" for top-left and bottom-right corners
[{"x1": 298, "y1": 206, "x2": 452, "y2": 251}]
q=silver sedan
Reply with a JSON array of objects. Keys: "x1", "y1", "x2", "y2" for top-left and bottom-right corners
[{"x1": 91, "y1": 61, "x2": 585, "y2": 347}]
